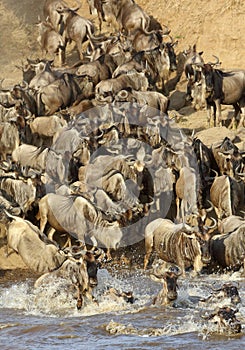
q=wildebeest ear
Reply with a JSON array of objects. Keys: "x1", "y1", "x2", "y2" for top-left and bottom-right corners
[
  {"x1": 201, "y1": 312, "x2": 215, "y2": 320},
  {"x1": 149, "y1": 274, "x2": 163, "y2": 283}
]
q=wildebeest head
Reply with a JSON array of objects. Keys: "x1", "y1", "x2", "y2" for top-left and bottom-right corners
[
  {"x1": 151, "y1": 262, "x2": 182, "y2": 304},
  {"x1": 83, "y1": 251, "x2": 98, "y2": 288},
  {"x1": 202, "y1": 306, "x2": 242, "y2": 334},
  {"x1": 165, "y1": 40, "x2": 178, "y2": 72},
  {"x1": 194, "y1": 218, "x2": 217, "y2": 265},
  {"x1": 211, "y1": 283, "x2": 241, "y2": 305},
  {"x1": 62, "y1": 246, "x2": 99, "y2": 289},
  {"x1": 198, "y1": 56, "x2": 220, "y2": 95},
  {"x1": 183, "y1": 44, "x2": 204, "y2": 101}
]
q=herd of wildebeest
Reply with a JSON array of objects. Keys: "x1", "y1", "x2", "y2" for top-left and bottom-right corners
[{"x1": 0, "y1": 0, "x2": 245, "y2": 334}]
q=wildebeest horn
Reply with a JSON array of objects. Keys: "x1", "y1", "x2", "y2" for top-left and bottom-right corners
[
  {"x1": 206, "y1": 200, "x2": 214, "y2": 213},
  {"x1": 206, "y1": 217, "x2": 217, "y2": 230},
  {"x1": 208, "y1": 55, "x2": 220, "y2": 66},
  {"x1": 94, "y1": 129, "x2": 104, "y2": 139},
  {"x1": 70, "y1": 0, "x2": 82, "y2": 11},
  {"x1": 20, "y1": 80, "x2": 29, "y2": 90},
  {"x1": 201, "y1": 312, "x2": 214, "y2": 320},
  {"x1": 160, "y1": 24, "x2": 171, "y2": 36},
  {"x1": 117, "y1": 89, "x2": 129, "y2": 100},
  {"x1": 15, "y1": 64, "x2": 24, "y2": 72}
]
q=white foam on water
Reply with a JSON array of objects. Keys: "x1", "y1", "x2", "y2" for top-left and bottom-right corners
[{"x1": 0, "y1": 269, "x2": 153, "y2": 317}]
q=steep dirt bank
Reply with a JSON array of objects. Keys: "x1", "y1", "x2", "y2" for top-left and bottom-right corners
[
  {"x1": 0, "y1": 0, "x2": 244, "y2": 85},
  {"x1": 0, "y1": 0, "x2": 244, "y2": 273}
]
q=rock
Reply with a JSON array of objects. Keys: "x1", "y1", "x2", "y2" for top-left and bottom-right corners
[
  {"x1": 169, "y1": 90, "x2": 186, "y2": 111},
  {"x1": 195, "y1": 127, "x2": 237, "y2": 147}
]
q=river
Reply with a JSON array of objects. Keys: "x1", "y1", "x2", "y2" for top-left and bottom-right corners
[{"x1": 1, "y1": 268, "x2": 245, "y2": 349}]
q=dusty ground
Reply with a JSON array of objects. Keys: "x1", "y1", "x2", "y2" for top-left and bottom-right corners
[{"x1": 0, "y1": 0, "x2": 244, "y2": 275}]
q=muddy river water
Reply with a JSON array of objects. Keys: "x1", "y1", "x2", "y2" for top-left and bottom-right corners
[{"x1": 1, "y1": 268, "x2": 245, "y2": 349}]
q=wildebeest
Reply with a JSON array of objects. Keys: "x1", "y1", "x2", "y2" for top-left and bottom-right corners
[
  {"x1": 0, "y1": 177, "x2": 37, "y2": 214},
  {"x1": 210, "y1": 224, "x2": 245, "y2": 273},
  {"x1": 175, "y1": 166, "x2": 200, "y2": 222},
  {"x1": 37, "y1": 20, "x2": 65, "y2": 66},
  {"x1": 36, "y1": 73, "x2": 81, "y2": 115},
  {"x1": 202, "y1": 306, "x2": 242, "y2": 334},
  {"x1": 28, "y1": 115, "x2": 67, "y2": 140},
  {"x1": 37, "y1": 193, "x2": 122, "y2": 259},
  {"x1": 0, "y1": 122, "x2": 20, "y2": 160},
  {"x1": 144, "y1": 218, "x2": 213, "y2": 275},
  {"x1": 43, "y1": 0, "x2": 69, "y2": 32},
  {"x1": 218, "y1": 215, "x2": 245, "y2": 235},
  {"x1": 183, "y1": 44, "x2": 204, "y2": 103},
  {"x1": 0, "y1": 86, "x2": 16, "y2": 108},
  {"x1": 3, "y1": 211, "x2": 66, "y2": 273},
  {"x1": 210, "y1": 175, "x2": 244, "y2": 219},
  {"x1": 57, "y1": 4, "x2": 100, "y2": 60},
  {"x1": 115, "y1": 89, "x2": 169, "y2": 116},
  {"x1": 150, "y1": 261, "x2": 181, "y2": 306},
  {"x1": 0, "y1": 190, "x2": 21, "y2": 216},
  {"x1": 201, "y1": 282, "x2": 241, "y2": 305},
  {"x1": 86, "y1": 0, "x2": 105, "y2": 32},
  {"x1": 211, "y1": 137, "x2": 244, "y2": 178},
  {"x1": 25, "y1": 60, "x2": 58, "y2": 91},
  {"x1": 196, "y1": 57, "x2": 245, "y2": 128},
  {"x1": 100, "y1": 0, "x2": 152, "y2": 36},
  {"x1": 95, "y1": 71, "x2": 149, "y2": 102},
  {"x1": 104, "y1": 287, "x2": 134, "y2": 304},
  {"x1": 75, "y1": 55, "x2": 112, "y2": 86},
  {"x1": 34, "y1": 249, "x2": 98, "y2": 309},
  {"x1": 12, "y1": 144, "x2": 70, "y2": 184}
]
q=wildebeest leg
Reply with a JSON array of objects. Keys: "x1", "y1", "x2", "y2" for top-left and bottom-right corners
[
  {"x1": 179, "y1": 199, "x2": 186, "y2": 223},
  {"x1": 106, "y1": 248, "x2": 112, "y2": 261},
  {"x1": 176, "y1": 249, "x2": 186, "y2": 277},
  {"x1": 58, "y1": 47, "x2": 66, "y2": 67},
  {"x1": 215, "y1": 100, "x2": 222, "y2": 126},
  {"x1": 241, "y1": 257, "x2": 245, "y2": 277},
  {"x1": 176, "y1": 197, "x2": 181, "y2": 222},
  {"x1": 76, "y1": 40, "x2": 84, "y2": 60},
  {"x1": 47, "y1": 227, "x2": 56, "y2": 241},
  {"x1": 75, "y1": 285, "x2": 83, "y2": 310},
  {"x1": 229, "y1": 103, "x2": 241, "y2": 129},
  {"x1": 144, "y1": 232, "x2": 154, "y2": 269},
  {"x1": 206, "y1": 104, "x2": 212, "y2": 127},
  {"x1": 5, "y1": 245, "x2": 15, "y2": 258},
  {"x1": 39, "y1": 212, "x2": 48, "y2": 233},
  {"x1": 192, "y1": 254, "x2": 203, "y2": 276}
]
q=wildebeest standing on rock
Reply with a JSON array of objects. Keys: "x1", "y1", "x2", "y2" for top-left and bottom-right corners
[
  {"x1": 183, "y1": 44, "x2": 204, "y2": 103},
  {"x1": 100, "y1": 0, "x2": 152, "y2": 36},
  {"x1": 57, "y1": 1, "x2": 103, "y2": 60},
  {"x1": 43, "y1": 0, "x2": 69, "y2": 32},
  {"x1": 36, "y1": 20, "x2": 66, "y2": 66},
  {"x1": 194, "y1": 56, "x2": 245, "y2": 128}
]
